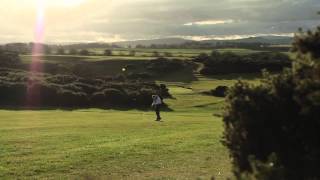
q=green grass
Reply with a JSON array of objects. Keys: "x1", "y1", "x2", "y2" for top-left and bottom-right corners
[
  {"x1": 0, "y1": 73, "x2": 261, "y2": 179},
  {"x1": 0, "y1": 109, "x2": 231, "y2": 179},
  {"x1": 2, "y1": 50, "x2": 264, "y2": 179},
  {"x1": 0, "y1": 75, "x2": 249, "y2": 179},
  {"x1": 163, "y1": 74, "x2": 260, "y2": 114}
]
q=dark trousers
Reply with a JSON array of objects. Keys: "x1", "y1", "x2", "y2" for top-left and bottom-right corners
[{"x1": 154, "y1": 104, "x2": 161, "y2": 120}]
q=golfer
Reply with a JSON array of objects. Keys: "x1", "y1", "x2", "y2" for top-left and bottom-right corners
[{"x1": 151, "y1": 95, "x2": 162, "y2": 121}]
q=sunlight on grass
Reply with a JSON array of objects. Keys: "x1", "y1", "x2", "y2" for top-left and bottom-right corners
[{"x1": 0, "y1": 109, "x2": 232, "y2": 179}]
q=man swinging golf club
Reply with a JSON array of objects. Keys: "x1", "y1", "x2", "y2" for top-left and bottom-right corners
[{"x1": 151, "y1": 94, "x2": 162, "y2": 121}]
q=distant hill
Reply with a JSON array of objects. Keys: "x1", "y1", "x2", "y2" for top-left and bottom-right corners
[
  {"x1": 202, "y1": 36, "x2": 293, "y2": 45},
  {"x1": 114, "y1": 38, "x2": 193, "y2": 47},
  {"x1": 2, "y1": 36, "x2": 293, "y2": 51},
  {"x1": 62, "y1": 43, "x2": 118, "y2": 49},
  {"x1": 114, "y1": 36, "x2": 293, "y2": 47}
]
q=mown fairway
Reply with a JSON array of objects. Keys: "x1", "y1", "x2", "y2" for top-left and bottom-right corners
[{"x1": 0, "y1": 110, "x2": 230, "y2": 179}]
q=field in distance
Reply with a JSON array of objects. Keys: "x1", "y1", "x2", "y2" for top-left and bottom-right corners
[{"x1": 20, "y1": 48, "x2": 265, "y2": 63}]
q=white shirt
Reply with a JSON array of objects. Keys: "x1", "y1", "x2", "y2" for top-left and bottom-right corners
[{"x1": 152, "y1": 96, "x2": 162, "y2": 106}]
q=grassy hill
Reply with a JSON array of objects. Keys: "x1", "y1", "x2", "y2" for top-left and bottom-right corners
[
  {"x1": 115, "y1": 38, "x2": 193, "y2": 47},
  {"x1": 202, "y1": 36, "x2": 293, "y2": 45}
]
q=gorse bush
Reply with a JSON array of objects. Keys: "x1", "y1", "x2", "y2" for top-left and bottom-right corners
[
  {"x1": 209, "y1": 86, "x2": 229, "y2": 97},
  {"x1": 147, "y1": 57, "x2": 191, "y2": 73},
  {"x1": 69, "y1": 48, "x2": 78, "y2": 55},
  {"x1": 292, "y1": 27, "x2": 320, "y2": 59},
  {"x1": 104, "y1": 49, "x2": 112, "y2": 56},
  {"x1": 223, "y1": 23, "x2": 320, "y2": 179},
  {"x1": 0, "y1": 50, "x2": 21, "y2": 67},
  {"x1": 0, "y1": 68, "x2": 170, "y2": 108},
  {"x1": 197, "y1": 51, "x2": 291, "y2": 75},
  {"x1": 236, "y1": 154, "x2": 286, "y2": 180},
  {"x1": 79, "y1": 49, "x2": 90, "y2": 56}
]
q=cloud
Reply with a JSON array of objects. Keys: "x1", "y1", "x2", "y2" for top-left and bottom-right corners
[
  {"x1": 184, "y1": 19, "x2": 235, "y2": 26},
  {"x1": 46, "y1": 31, "x2": 126, "y2": 43},
  {"x1": 0, "y1": 0, "x2": 319, "y2": 43},
  {"x1": 176, "y1": 33, "x2": 294, "y2": 41}
]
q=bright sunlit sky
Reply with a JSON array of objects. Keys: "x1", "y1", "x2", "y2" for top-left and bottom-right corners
[{"x1": 0, "y1": 0, "x2": 320, "y2": 43}]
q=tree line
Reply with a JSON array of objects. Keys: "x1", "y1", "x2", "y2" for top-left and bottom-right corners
[{"x1": 194, "y1": 51, "x2": 291, "y2": 75}]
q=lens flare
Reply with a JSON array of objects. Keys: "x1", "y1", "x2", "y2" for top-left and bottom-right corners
[
  {"x1": 27, "y1": 0, "x2": 46, "y2": 107},
  {"x1": 35, "y1": 0, "x2": 45, "y2": 43}
]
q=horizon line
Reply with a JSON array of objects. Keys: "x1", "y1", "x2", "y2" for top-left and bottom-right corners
[{"x1": 0, "y1": 33, "x2": 294, "y2": 45}]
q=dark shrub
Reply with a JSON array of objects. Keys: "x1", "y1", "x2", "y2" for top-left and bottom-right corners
[
  {"x1": 164, "y1": 52, "x2": 173, "y2": 57},
  {"x1": 38, "y1": 83, "x2": 61, "y2": 106},
  {"x1": 57, "y1": 89, "x2": 88, "y2": 107},
  {"x1": 193, "y1": 53, "x2": 210, "y2": 63},
  {"x1": 62, "y1": 83, "x2": 83, "y2": 92},
  {"x1": 292, "y1": 27, "x2": 320, "y2": 59},
  {"x1": 79, "y1": 49, "x2": 90, "y2": 56},
  {"x1": 103, "y1": 88, "x2": 127, "y2": 104},
  {"x1": 211, "y1": 86, "x2": 229, "y2": 97},
  {"x1": 78, "y1": 78, "x2": 104, "y2": 87},
  {"x1": 127, "y1": 72, "x2": 153, "y2": 79},
  {"x1": 0, "y1": 68, "x2": 171, "y2": 108},
  {"x1": 134, "y1": 88, "x2": 155, "y2": 107},
  {"x1": 152, "y1": 51, "x2": 160, "y2": 57},
  {"x1": 0, "y1": 51, "x2": 21, "y2": 67},
  {"x1": 223, "y1": 24, "x2": 320, "y2": 179},
  {"x1": 92, "y1": 88, "x2": 128, "y2": 106},
  {"x1": 0, "y1": 82, "x2": 26, "y2": 106},
  {"x1": 57, "y1": 48, "x2": 65, "y2": 55},
  {"x1": 199, "y1": 51, "x2": 291, "y2": 75},
  {"x1": 147, "y1": 58, "x2": 186, "y2": 73},
  {"x1": 73, "y1": 82, "x2": 98, "y2": 94},
  {"x1": 159, "y1": 84, "x2": 171, "y2": 98},
  {"x1": 46, "y1": 75, "x2": 79, "y2": 85},
  {"x1": 224, "y1": 67, "x2": 320, "y2": 179},
  {"x1": 69, "y1": 49, "x2": 78, "y2": 55},
  {"x1": 104, "y1": 49, "x2": 112, "y2": 56},
  {"x1": 129, "y1": 50, "x2": 136, "y2": 56}
]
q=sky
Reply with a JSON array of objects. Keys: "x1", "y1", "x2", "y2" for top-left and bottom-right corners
[{"x1": 0, "y1": 0, "x2": 319, "y2": 43}]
